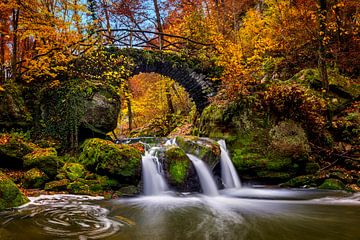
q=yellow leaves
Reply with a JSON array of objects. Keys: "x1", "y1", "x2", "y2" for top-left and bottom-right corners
[{"x1": 0, "y1": 85, "x2": 5, "y2": 92}]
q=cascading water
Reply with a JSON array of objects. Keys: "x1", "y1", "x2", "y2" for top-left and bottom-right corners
[
  {"x1": 218, "y1": 140, "x2": 241, "y2": 189},
  {"x1": 142, "y1": 147, "x2": 169, "y2": 195},
  {"x1": 187, "y1": 154, "x2": 219, "y2": 196}
]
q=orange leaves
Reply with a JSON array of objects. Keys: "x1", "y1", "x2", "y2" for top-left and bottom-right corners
[{"x1": 263, "y1": 83, "x2": 327, "y2": 130}]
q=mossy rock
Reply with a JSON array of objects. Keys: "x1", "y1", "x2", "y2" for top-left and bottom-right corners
[
  {"x1": 22, "y1": 168, "x2": 48, "y2": 189},
  {"x1": 319, "y1": 179, "x2": 345, "y2": 190},
  {"x1": 281, "y1": 175, "x2": 317, "y2": 188},
  {"x1": 0, "y1": 133, "x2": 35, "y2": 168},
  {"x1": 304, "y1": 162, "x2": 320, "y2": 174},
  {"x1": 164, "y1": 146, "x2": 190, "y2": 185},
  {"x1": 175, "y1": 136, "x2": 220, "y2": 168},
  {"x1": 23, "y1": 148, "x2": 62, "y2": 178},
  {"x1": 116, "y1": 185, "x2": 139, "y2": 197},
  {"x1": 44, "y1": 179, "x2": 70, "y2": 191},
  {"x1": 0, "y1": 84, "x2": 32, "y2": 128},
  {"x1": 269, "y1": 120, "x2": 310, "y2": 159},
  {"x1": 59, "y1": 163, "x2": 86, "y2": 181},
  {"x1": 79, "y1": 138, "x2": 142, "y2": 180},
  {"x1": 66, "y1": 175, "x2": 118, "y2": 195},
  {"x1": 0, "y1": 172, "x2": 29, "y2": 211}
]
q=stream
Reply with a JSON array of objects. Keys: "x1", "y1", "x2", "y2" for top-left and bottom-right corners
[{"x1": 0, "y1": 190, "x2": 359, "y2": 240}]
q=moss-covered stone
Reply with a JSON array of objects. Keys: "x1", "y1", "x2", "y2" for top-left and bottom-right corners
[
  {"x1": 304, "y1": 162, "x2": 320, "y2": 174},
  {"x1": 22, "y1": 168, "x2": 48, "y2": 189},
  {"x1": 23, "y1": 148, "x2": 61, "y2": 178},
  {"x1": 269, "y1": 120, "x2": 310, "y2": 158},
  {"x1": 79, "y1": 138, "x2": 142, "y2": 180},
  {"x1": 319, "y1": 179, "x2": 345, "y2": 190},
  {"x1": 44, "y1": 179, "x2": 70, "y2": 191},
  {"x1": 0, "y1": 84, "x2": 32, "y2": 128},
  {"x1": 175, "y1": 136, "x2": 220, "y2": 168},
  {"x1": 0, "y1": 172, "x2": 29, "y2": 211},
  {"x1": 59, "y1": 163, "x2": 86, "y2": 181},
  {"x1": 0, "y1": 133, "x2": 35, "y2": 168},
  {"x1": 116, "y1": 185, "x2": 139, "y2": 197},
  {"x1": 66, "y1": 175, "x2": 118, "y2": 195},
  {"x1": 281, "y1": 175, "x2": 317, "y2": 188},
  {"x1": 164, "y1": 147, "x2": 190, "y2": 184}
]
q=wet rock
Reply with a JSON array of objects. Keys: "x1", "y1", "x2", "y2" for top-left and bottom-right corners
[
  {"x1": 319, "y1": 179, "x2": 345, "y2": 190},
  {"x1": 44, "y1": 179, "x2": 70, "y2": 191},
  {"x1": 59, "y1": 163, "x2": 86, "y2": 181},
  {"x1": 0, "y1": 133, "x2": 35, "y2": 168},
  {"x1": 22, "y1": 168, "x2": 48, "y2": 189},
  {"x1": 0, "y1": 171, "x2": 29, "y2": 211},
  {"x1": 175, "y1": 136, "x2": 220, "y2": 169},
  {"x1": 163, "y1": 146, "x2": 200, "y2": 192},
  {"x1": 23, "y1": 148, "x2": 62, "y2": 178},
  {"x1": 79, "y1": 138, "x2": 142, "y2": 183}
]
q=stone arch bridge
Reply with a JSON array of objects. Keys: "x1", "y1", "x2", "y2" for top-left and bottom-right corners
[
  {"x1": 99, "y1": 29, "x2": 221, "y2": 111},
  {"x1": 114, "y1": 48, "x2": 220, "y2": 111}
]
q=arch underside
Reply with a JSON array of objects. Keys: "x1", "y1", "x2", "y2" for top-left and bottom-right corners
[{"x1": 132, "y1": 60, "x2": 217, "y2": 111}]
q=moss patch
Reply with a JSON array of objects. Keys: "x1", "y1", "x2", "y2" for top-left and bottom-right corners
[
  {"x1": 319, "y1": 179, "x2": 345, "y2": 190},
  {"x1": 0, "y1": 172, "x2": 29, "y2": 211},
  {"x1": 164, "y1": 147, "x2": 190, "y2": 184},
  {"x1": 0, "y1": 133, "x2": 35, "y2": 168},
  {"x1": 175, "y1": 136, "x2": 220, "y2": 168},
  {"x1": 79, "y1": 138, "x2": 142, "y2": 179},
  {"x1": 23, "y1": 148, "x2": 62, "y2": 178},
  {"x1": 22, "y1": 168, "x2": 48, "y2": 189}
]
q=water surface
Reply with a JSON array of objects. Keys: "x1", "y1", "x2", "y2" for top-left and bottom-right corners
[{"x1": 0, "y1": 189, "x2": 359, "y2": 240}]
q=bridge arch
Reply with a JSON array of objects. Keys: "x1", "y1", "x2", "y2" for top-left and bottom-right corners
[{"x1": 113, "y1": 49, "x2": 220, "y2": 111}]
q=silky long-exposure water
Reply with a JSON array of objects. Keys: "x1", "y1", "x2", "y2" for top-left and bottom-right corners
[{"x1": 0, "y1": 190, "x2": 359, "y2": 240}]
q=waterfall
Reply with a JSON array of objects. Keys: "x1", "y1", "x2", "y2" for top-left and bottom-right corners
[
  {"x1": 217, "y1": 140, "x2": 241, "y2": 189},
  {"x1": 187, "y1": 154, "x2": 219, "y2": 196},
  {"x1": 142, "y1": 147, "x2": 169, "y2": 195}
]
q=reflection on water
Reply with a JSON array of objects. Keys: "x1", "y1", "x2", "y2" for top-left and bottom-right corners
[{"x1": 0, "y1": 190, "x2": 359, "y2": 240}]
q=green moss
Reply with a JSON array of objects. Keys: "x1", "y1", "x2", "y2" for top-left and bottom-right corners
[
  {"x1": 23, "y1": 148, "x2": 61, "y2": 178},
  {"x1": 0, "y1": 133, "x2": 35, "y2": 167},
  {"x1": 66, "y1": 175, "x2": 118, "y2": 195},
  {"x1": 79, "y1": 138, "x2": 142, "y2": 178},
  {"x1": 0, "y1": 172, "x2": 29, "y2": 211},
  {"x1": 44, "y1": 179, "x2": 70, "y2": 191},
  {"x1": 319, "y1": 179, "x2": 345, "y2": 190},
  {"x1": 175, "y1": 136, "x2": 220, "y2": 168},
  {"x1": 164, "y1": 147, "x2": 190, "y2": 184},
  {"x1": 281, "y1": 175, "x2": 317, "y2": 188},
  {"x1": 304, "y1": 162, "x2": 320, "y2": 174},
  {"x1": 116, "y1": 185, "x2": 139, "y2": 196},
  {"x1": 269, "y1": 120, "x2": 310, "y2": 159},
  {"x1": 60, "y1": 163, "x2": 86, "y2": 181},
  {"x1": 22, "y1": 168, "x2": 48, "y2": 189}
]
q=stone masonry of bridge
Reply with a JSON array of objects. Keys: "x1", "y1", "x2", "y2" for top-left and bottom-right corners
[{"x1": 114, "y1": 48, "x2": 220, "y2": 111}]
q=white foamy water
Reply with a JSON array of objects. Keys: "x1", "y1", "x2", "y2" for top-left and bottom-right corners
[
  {"x1": 187, "y1": 154, "x2": 219, "y2": 196},
  {"x1": 218, "y1": 140, "x2": 242, "y2": 189},
  {"x1": 142, "y1": 147, "x2": 169, "y2": 195}
]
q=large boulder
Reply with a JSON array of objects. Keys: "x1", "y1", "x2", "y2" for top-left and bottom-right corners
[
  {"x1": 0, "y1": 172, "x2": 29, "y2": 211},
  {"x1": 79, "y1": 138, "x2": 142, "y2": 183},
  {"x1": 23, "y1": 148, "x2": 62, "y2": 178},
  {"x1": 22, "y1": 168, "x2": 48, "y2": 189},
  {"x1": 81, "y1": 89, "x2": 120, "y2": 135},
  {"x1": 0, "y1": 133, "x2": 35, "y2": 168},
  {"x1": 163, "y1": 146, "x2": 200, "y2": 192},
  {"x1": 175, "y1": 136, "x2": 220, "y2": 169},
  {"x1": 0, "y1": 84, "x2": 32, "y2": 128}
]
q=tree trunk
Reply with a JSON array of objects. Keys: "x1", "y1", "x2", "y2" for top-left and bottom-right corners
[
  {"x1": 152, "y1": 0, "x2": 164, "y2": 49},
  {"x1": 11, "y1": 7, "x2": 19, "y2": 82},
  {"x1": 318, "y1": 0, "x2": 329, "y2": 94}
]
